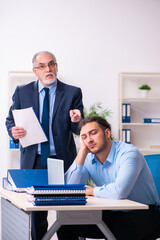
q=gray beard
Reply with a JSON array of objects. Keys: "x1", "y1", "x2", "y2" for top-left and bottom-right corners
[{"x1": 42, "y1": 77, "x2": 56, "y2": 85}]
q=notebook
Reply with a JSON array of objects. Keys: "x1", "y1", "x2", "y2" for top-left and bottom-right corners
[
  {"x1": 33, "y1": 198, "x2": 87, "y2": 206},
  {"x1": 27, "y1": 184, "x2": 87, "y2": 206},
  {"x1": 27, "y1": 184, "x2": 86, "y2": 195}
]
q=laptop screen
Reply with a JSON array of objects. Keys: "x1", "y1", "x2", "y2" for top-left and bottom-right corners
[{"x1": 47, "y1": 158, "x2": 64, "y2": 184}]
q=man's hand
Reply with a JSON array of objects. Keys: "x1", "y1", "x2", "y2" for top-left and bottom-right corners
[
  {"x1": 12, "y1": 126, "x2": 26, "y2": 139},
  {"x1": 70, "y1": 109, "x2": 81, "y2": 122},
  {"x1": 85, "y1": 186, "x2": 94, "y2": 196},
  {"x1": 75, "y1": 134, "x2": 90, "y2": 165},
  {"x1": 79, "y1": 134, "x2": 90, "y2": 153}
]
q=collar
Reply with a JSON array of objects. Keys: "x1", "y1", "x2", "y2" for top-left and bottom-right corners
[
  {"x1": 105, "y1": 141, "x2": 115, "y2": 164},
  {"x1": 38, "y1": 79, "x2": 57, "y2": 93},
  {"x1": 91, "y1": 141, "x2": 116, "y2": 165}
]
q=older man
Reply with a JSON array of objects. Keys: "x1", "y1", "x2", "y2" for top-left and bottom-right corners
[{"x1": 6, "y1": 51, "x2": 84, "y2": 240}]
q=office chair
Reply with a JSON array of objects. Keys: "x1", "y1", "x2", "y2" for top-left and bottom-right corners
[
  {"x1": 144, "y1": 154, "x2": 160, "y2": 198},
  {"x1": 78, "y1": 155, "x2": 160, "y2": 240},
  {"x1": 144, "y1": 154, "x2": 160, "y2": 239}
]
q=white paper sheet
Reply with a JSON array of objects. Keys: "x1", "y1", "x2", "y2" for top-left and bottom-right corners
[
  {"x1": 12, "y1": 107, "x2": 47, "y2": 148},
  {"x1": 47, "y1": 158, "x2": 64, "y2": 184}
]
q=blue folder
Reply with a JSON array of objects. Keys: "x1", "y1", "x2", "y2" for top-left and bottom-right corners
[
  {"x1": 6, "y1": 169, "x2": 48, "y2": 192},
  {"x1": 33, "y1": 198, "x2": 87, "y2": 206}
]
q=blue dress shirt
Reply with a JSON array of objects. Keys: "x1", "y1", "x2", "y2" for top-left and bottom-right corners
[
  {"x1": 37, "y1": 80, "x2": 57, "y2": 156},
  {"x1": 65, "y1": 141, "x2": 160, "y2": 206}
]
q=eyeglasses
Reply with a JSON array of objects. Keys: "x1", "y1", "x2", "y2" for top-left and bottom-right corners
[{"x1": 34, "y1": 61, "x2": 57, "y2": 71}]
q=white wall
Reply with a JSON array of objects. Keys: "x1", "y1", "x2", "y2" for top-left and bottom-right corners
[{"x1": 1, "y1": 0, "x2": 160, "y2": 182}]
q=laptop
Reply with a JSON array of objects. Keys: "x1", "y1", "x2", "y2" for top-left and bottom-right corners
[{"x1": 47, "y1": 158, "x2": 64, "y2": 184}]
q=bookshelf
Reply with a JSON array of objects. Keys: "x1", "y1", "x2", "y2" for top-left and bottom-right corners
[
  {"x1": 8, "y1": 71, "x2": 37, "y2": 168},
  {"x1": 119, "y1": 72, "x2": 160, "y2": 155}
]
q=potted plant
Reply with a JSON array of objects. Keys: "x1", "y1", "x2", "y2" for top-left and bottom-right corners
[
  {"x1": 84, "y1": 102, "x2": 112, "y2": 119},
  {"x1": 138, "y1": 84, "x2": 151, "y2": 98}
]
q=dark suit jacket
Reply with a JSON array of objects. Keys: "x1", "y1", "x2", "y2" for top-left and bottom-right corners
[{"x1": 6, "y1": 79, "x2": 84, "y2": 172}]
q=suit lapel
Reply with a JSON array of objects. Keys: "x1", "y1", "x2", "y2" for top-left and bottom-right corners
[
  {"x1": 52, "y1": 80, "x2": 63, "y2": 122},
  {"x1": 32, "y1": 80, "x2": 39, "y2": 118}
]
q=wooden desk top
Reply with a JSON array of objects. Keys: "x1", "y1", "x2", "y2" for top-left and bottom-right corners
[{"x1": 0, "y1": 187, "x2": 148, "y2": 212}]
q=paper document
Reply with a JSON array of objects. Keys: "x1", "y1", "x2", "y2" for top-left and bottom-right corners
[
  {"x1": 12, "y1": 107, "x2": 47, "y2": 148},
  {"x1": 47, "y1": 158, "x2": 64, "y2": 184}
]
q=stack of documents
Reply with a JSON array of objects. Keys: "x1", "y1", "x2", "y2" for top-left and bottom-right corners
[
  {"x1": 12, "y1": 107, "x2": 47, "y2": 148},
  {"x1": 27, "y1": 184, "x2": 87, "y2": 206}
]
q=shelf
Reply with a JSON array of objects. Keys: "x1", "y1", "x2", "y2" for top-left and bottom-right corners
[
  {"x1": 119, "y1": 72, "x2": 160, "y2": 153},
  {"x1": 120, "y1": 72, "x2": 160, "y2": 76},
  {"x1": 9, "y1": 148, "x2": 20, "y2": 151},
  {"x1": 139, "y1": 148, "x2": 160, "y2": 155},
  {"x1": 121, "y1": 98, "x2": 160, "y2": 102},
  {"x1": 121, "y1": 123, "x2": 160, "y2": 126},
  {"x1": 8, "y1": 71, "x2": 36, "y2": 169}
]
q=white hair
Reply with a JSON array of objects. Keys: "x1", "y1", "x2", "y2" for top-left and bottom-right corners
[{"x1": 32, "y1": 51, "x2": 57, "y2": 66}]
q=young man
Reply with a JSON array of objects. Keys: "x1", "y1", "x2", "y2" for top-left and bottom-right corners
[
  {"x1": 57, "y1": 116, "x2": 160, "y2": 240},
  {"x1": 5, "y1": 51, "x2": 84, "y2": 240}
]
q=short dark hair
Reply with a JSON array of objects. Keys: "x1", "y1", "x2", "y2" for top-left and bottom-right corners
[{"x1": 79, "y1": 116, "x2": 111, "y2": 132}]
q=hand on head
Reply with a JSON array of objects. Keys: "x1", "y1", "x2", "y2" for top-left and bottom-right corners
[{"x1": 79, "y1": 133, "x2": 90, "y2": 154}]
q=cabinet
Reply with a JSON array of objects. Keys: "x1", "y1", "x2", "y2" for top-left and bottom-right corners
[
  {"x1": 8, "y1": 71, "x2": 37, "y2": 169},
  {"x1": 119, "y1": 72, "x2": 160, "y2": 155}
]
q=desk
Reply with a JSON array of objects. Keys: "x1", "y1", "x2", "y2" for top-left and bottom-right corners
[{"x1": 0, "y1": 187, "x2": 148, "y2": 240}]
